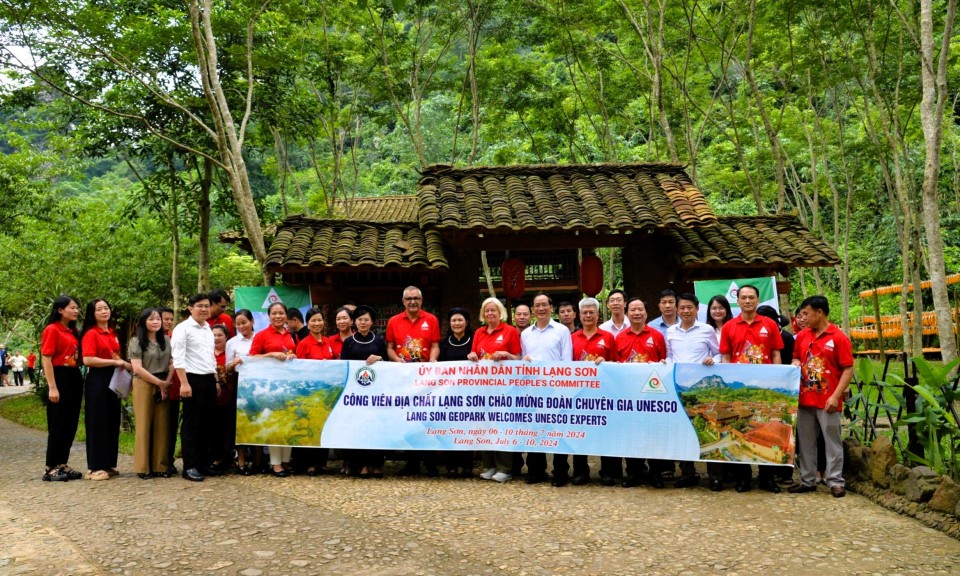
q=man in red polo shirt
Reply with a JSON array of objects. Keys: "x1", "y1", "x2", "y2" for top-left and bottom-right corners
[
  {"x1": 613, "y1": 297, "x2": 667, "y2": 488},
  {"x1": 788, "y1": 295, "x2": 853, "y2": 498},
  {"x1": 206, "y1": 289, "x2": 235, "y2": 337},
  {"x1": 569, "y1": 297, "x2": 617, "y2": 486},
  {"x1": 386, "y1": 286, "x2": 441, "y2": 363},
  {"x1": 718, "y1": 284, "x2": 784, "y2": 494},
  {"x1": 386, "y1": 285, "x2": 441, "y2": 476}
]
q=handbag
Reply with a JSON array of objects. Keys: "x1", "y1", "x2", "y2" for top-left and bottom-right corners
[
  {"x1": 167, "y1": 371, "x2": 181, "y2": 402},
  {"x1": 108, "y1": 367, "x2": 133, "y2": 399}
]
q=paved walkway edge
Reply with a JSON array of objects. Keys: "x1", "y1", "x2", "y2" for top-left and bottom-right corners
[{"x1": 850, "y1": 480, "x2": 960, "y2": 540}]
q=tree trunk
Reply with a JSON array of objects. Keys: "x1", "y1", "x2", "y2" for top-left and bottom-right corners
[
  {"x1": 196, "y1": 157, "x2": 212, "y2": 293},
  {"x1": 918, "y1": 0, "x2": 958, "y2": 363},
  {"x1": 189, "y1": 0, "x2": 271, "y2": 285}
]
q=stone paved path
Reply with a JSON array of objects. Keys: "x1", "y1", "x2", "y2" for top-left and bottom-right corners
[{"x1": 1, "y1": 411, "x2": 959, "y2": 576}]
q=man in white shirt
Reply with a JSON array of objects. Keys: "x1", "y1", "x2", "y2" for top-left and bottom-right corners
[
  {"x1": 666, "y1": 293, "x2": 720, "y2": 488},
  {"x1": 171, "y1": 293, "x2": 217, "y2": 482},
  {"x1": 599, "y1": 290, "x2": 628, "y2": 337},
  {"x1": 521, "y1": 292, "x2": 573, "y2": 485},
  {"x1": 649, "y1": 289, "x2": 680, "y2": 336}
]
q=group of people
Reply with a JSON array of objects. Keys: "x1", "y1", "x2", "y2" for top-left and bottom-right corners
[
  {"x1": 0, "y1": 345, "x2": 35, "y2": 387},
  {"x1": 38, "y1": 284, "x2": 852, "y2": 498}
]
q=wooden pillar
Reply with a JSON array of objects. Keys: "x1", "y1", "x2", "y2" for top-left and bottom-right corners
[
  {"x1": 440, "y1": 248, "x2": 482, "y2": 327},
  {"x1": 621, "y1": 238, "x2": 677, "y2": 307}
]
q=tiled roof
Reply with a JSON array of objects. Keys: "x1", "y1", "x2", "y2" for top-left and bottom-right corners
[
  {"x1": 416, "y1": 163, "x2": 717, "y2": 231},
  {"x1": 331, "y1": 195, "x2": 418, "y2": 223},
  {"x1": 743, "y1": 421, "x2": 793, "y2": 451},
  {"x1": 667, "y1": 215, "x2": 840, "y2": 268},
  {"x1": 264, "y1": 216, "x2": 447, "y2": 270}
]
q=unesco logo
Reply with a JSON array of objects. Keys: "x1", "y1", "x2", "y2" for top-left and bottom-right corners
[{"x1": 355, "y1": 366, "x2": 376, "y2": 387}]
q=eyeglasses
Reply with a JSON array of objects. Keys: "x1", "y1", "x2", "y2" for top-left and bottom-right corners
[{"x1": 403, "y1": 297, "x2": 422, "y2": 302}]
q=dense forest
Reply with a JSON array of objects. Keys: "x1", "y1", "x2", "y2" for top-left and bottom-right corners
[{"x1": 0, "y1": 0, "x2": 957, "y2": 357}]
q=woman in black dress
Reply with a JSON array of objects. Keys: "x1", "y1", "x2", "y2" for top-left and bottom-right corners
[
  {"x1": 339, "y1": 305, "x2": 387, "y2": 478},
  {"x1": 438, "y1": 307, "x2": 474, "y2": 478}
]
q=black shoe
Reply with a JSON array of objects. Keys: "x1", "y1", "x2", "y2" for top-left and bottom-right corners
[
  {"x1": 60, "y1": 466, "x2": 83, "y2": 481},
  {"x1": 709, "y1": 479, "x2": 724, "y2": 492},
  {"x1": 137, "y1": 473, "x2": 152, "y2": 480},
  {"x1": 397, "y1": 463, "x2": 421, "y2": 476},
  {"x1": 674, "y1": 475, "x2": 700, "y2": 488},
  {"x1": 600, "y1": 475, "x2": 617, "y2": 487},
  {"x1": 571, "y1": 473, "x2": 590, "y2": 486},
  {"x1": 166, "y1": 465, "x2": 178, "y2": 475},
  {"x1": 758, "y1": 481, "x2": 781, "y2": 494},
  {"x1": 830, "y1": 485, "x2": 846, "y2": 498},
  {"x1": 787, "y1": 483, "x2": 816, "y2": 494},
  {"x1": 551, "y1": 474, "x2": 569, "y2": 487},
  {"x1": 42, "y1": 468, "x2": 70, "y2": 482},
  {"x1": 153, "y1": 471, "x2": 171, "y2": 479},
  {"x1": 647, "y1": 475, "x2": 665, "y2": 489},
  {"x1": 201, "y1": 467, "x2": 224, "y2": 477},
  {"x1": 306, "y1": 468, "x2": 319, "y2": 477},
  {"x1": 525, "y1": 472, "x2": 548, "y2": 485},
  {"x1": 621, "y1": 475, "x2": 641, "y2": 488},
  {"x1": 182, "y1": 468, "x2": 205, "y2": 482},
  {"x1": 735, "y1": 480, "x2": 751, "y2": 493},
  {"x1": 238, "y1": 464, "x2": 254, "y2": 477},
  {"x1": 271, "y1": 468, "x2": 290, "y2": 478}
]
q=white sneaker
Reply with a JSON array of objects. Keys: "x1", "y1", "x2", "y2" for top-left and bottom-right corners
[
  {"x1": 492, "y1": 472, "x2": 512, "y2": 483},
  {"x1": 480, "y1": 468, "x2": 497, "y2": 480}
]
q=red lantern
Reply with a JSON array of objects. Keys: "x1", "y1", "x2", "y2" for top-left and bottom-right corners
[
  {"x1": 580, "y1": 254, "x2": 604, "y2": 297},
  {"x1": 501, "y1": 257, "x2": 526, "y2": 300}
]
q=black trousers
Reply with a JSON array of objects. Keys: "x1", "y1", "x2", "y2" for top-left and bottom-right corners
[
  {"x1": 525, "y1": 452, "x2": 571, "y2": 477},
  {"x1": 45, "y1": 367, "x2": 83, "y2": 468},
  {"x1": 180, "y1": 373, "x2": 216, "y2": 471},
  {"x1": 85, "y1": 366, "x2": 120, "y2": 471},
  {"x1": 707, "y1": 462, "x2": 778, "y2": 483},
  {"x1": 13, "y1": 371, "x2": 24, "y2": 386}
]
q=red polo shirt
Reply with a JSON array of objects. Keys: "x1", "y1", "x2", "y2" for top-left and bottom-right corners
[
  {"x1": 208, "y1": 313, "x2": 235, "y2": 337},
  {"x1": 27, "y1": 353, "x2": 37, "y2": 368},
  {"x1": 793, "y1": 323, "x2": 854, "y2": 409},
  {"x1": 572, "y1": 329, "x2": 618, "y2": 362},
  {"x1": 41, "y1": 323, "x2": 80, "y2": 368},
  {"x1": 719, "y1": 314, "x2": 784, "y2": 364},
  {"x1": 329, "y1": 333, "x2": 347, "y2": 359},
  {"x1": 471, "y1": 323, "x2": 521, "y2": 359},
  {"x1": 615, "y1": 326, "x2": 666, "y2": 363},
  {"x1": 296, "y1": 335, "x2": 337, "y2": 360},
  {"x1": 249, "y1": 326, "x2": 296, "y2": 355},
  {"x1": 81, "y1": 326, "x2": 121, "y2": 361},
  {"x1": 385, "y1": 311, "x2": 441, "y2": 362}
]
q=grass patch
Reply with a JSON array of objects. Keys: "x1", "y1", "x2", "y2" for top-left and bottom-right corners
[{"x1": 0, "y1": 393, "x2": 136, "y2": 455}]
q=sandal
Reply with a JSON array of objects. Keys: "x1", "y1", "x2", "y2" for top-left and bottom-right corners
[
  {"x1": 88, "y1": 470, "x2": 110, "y2": 481},
  {"x1": 107, "y1": 469, "x2": 120, "y2": 477},
  {"x1": 59, "y1": 465, "x2": 83, "y2": 481}
]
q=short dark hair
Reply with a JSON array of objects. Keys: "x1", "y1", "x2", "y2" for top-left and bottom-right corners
[
  {"x1": 738, "y1": 284, "x2": 760, "y2": 298},
  {"x1": 286, "y1": 306, "x2": 304, "y2": 322},
  {"x1": 658, "y1": 289, "x2": 677, "y2": 303},
  {"x1": 626, "y1": 296, "x2": 646, "y2": 309},
  {"x1": 211, "y1": 324, "x2": 229, "y2": 338},
  {"x1": 607, "y1": 289, "x2": 626, "y2": 303},
  {"x1": 158, "y1": 306, "x2": 174, "y2": 316},
  {"x1": 532, "y1": 292, "x2": 553, "y2": 306},
  {"x1": 557, "y1": 301, "x2": 574, "y2": 310},
  {"x1": 188, "y1": 293, "x2": 210, "y2": 306},
  {"x1": 756, "y1": 305, "x2": 781, "y2": 325},
  {"x1": 235, "y1": 309, "x2": 254, "y2": 325},
  {"x1": 800, "y1": 295, "x2": 830, "y2": 316},
  {"x1": 678, "y1": 292, "x2": 699, "y2": 307},
  {"x1": 208, "y1": 288, "x2": 229, "y2": 304},
  {"x1": 266, "y1": 301, "x2": 286, "y2": 314},
  {"x1": 514, "y1": 303, "x2": 531, "y2": 312},
  {"x1": 304, "y1": 306, "x2": 323, "y2": 322}
]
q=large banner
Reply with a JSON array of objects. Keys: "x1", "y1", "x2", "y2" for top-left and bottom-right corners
[
  {"x1": 237, "y1": 359, "x2": 799, "y2": 465},
  {"x1": 693, "y1": 276, "x2": 779, "y2": 323},
  {"x1": 233, "y1": 286, "x2": 312, "y2": 331}
]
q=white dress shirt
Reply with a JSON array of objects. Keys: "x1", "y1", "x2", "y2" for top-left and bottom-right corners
[
  {"x1": 521, "y1": 320, "x2": 573, "y2": 361},
  {"x1": 225, "y1": 333, "x2": 253, "y2": 364},
  {"x1": 171, "y1": 316, "x2": 216, "y2": 374},
  {"x1": 666, "y1": 320, "x2": 720, "y2": 364},
  {"x1": 599, "y1": 317, "x2": 628, "y2": 338}
]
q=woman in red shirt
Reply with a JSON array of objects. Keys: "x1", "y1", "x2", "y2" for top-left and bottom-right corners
[
  {"x1": 211, "y1": 324, "x2": 234, "y2": 473},
  {"x1": 468, "y1": 297, "x2": 521, "y2": 483},
  {"x1": 81, "y1": 298, "x2": 132, "y2": 481},
  {"x1": 40, "y1": 295, "x2": 84, "y2": 482},
  {"x1": 248, "y1": 302, "x2": 297, "y2": 477},
  {"x1": 328, "y1": 306, "x2": 354, "y2": 359},
  {"x1": 294, "y1": 307, "x2": 335, "y2": 476}
]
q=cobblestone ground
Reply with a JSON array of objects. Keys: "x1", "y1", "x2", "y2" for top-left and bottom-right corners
[{"x1": 1, "y1": 395, "x2": 959, "y2": 575}]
